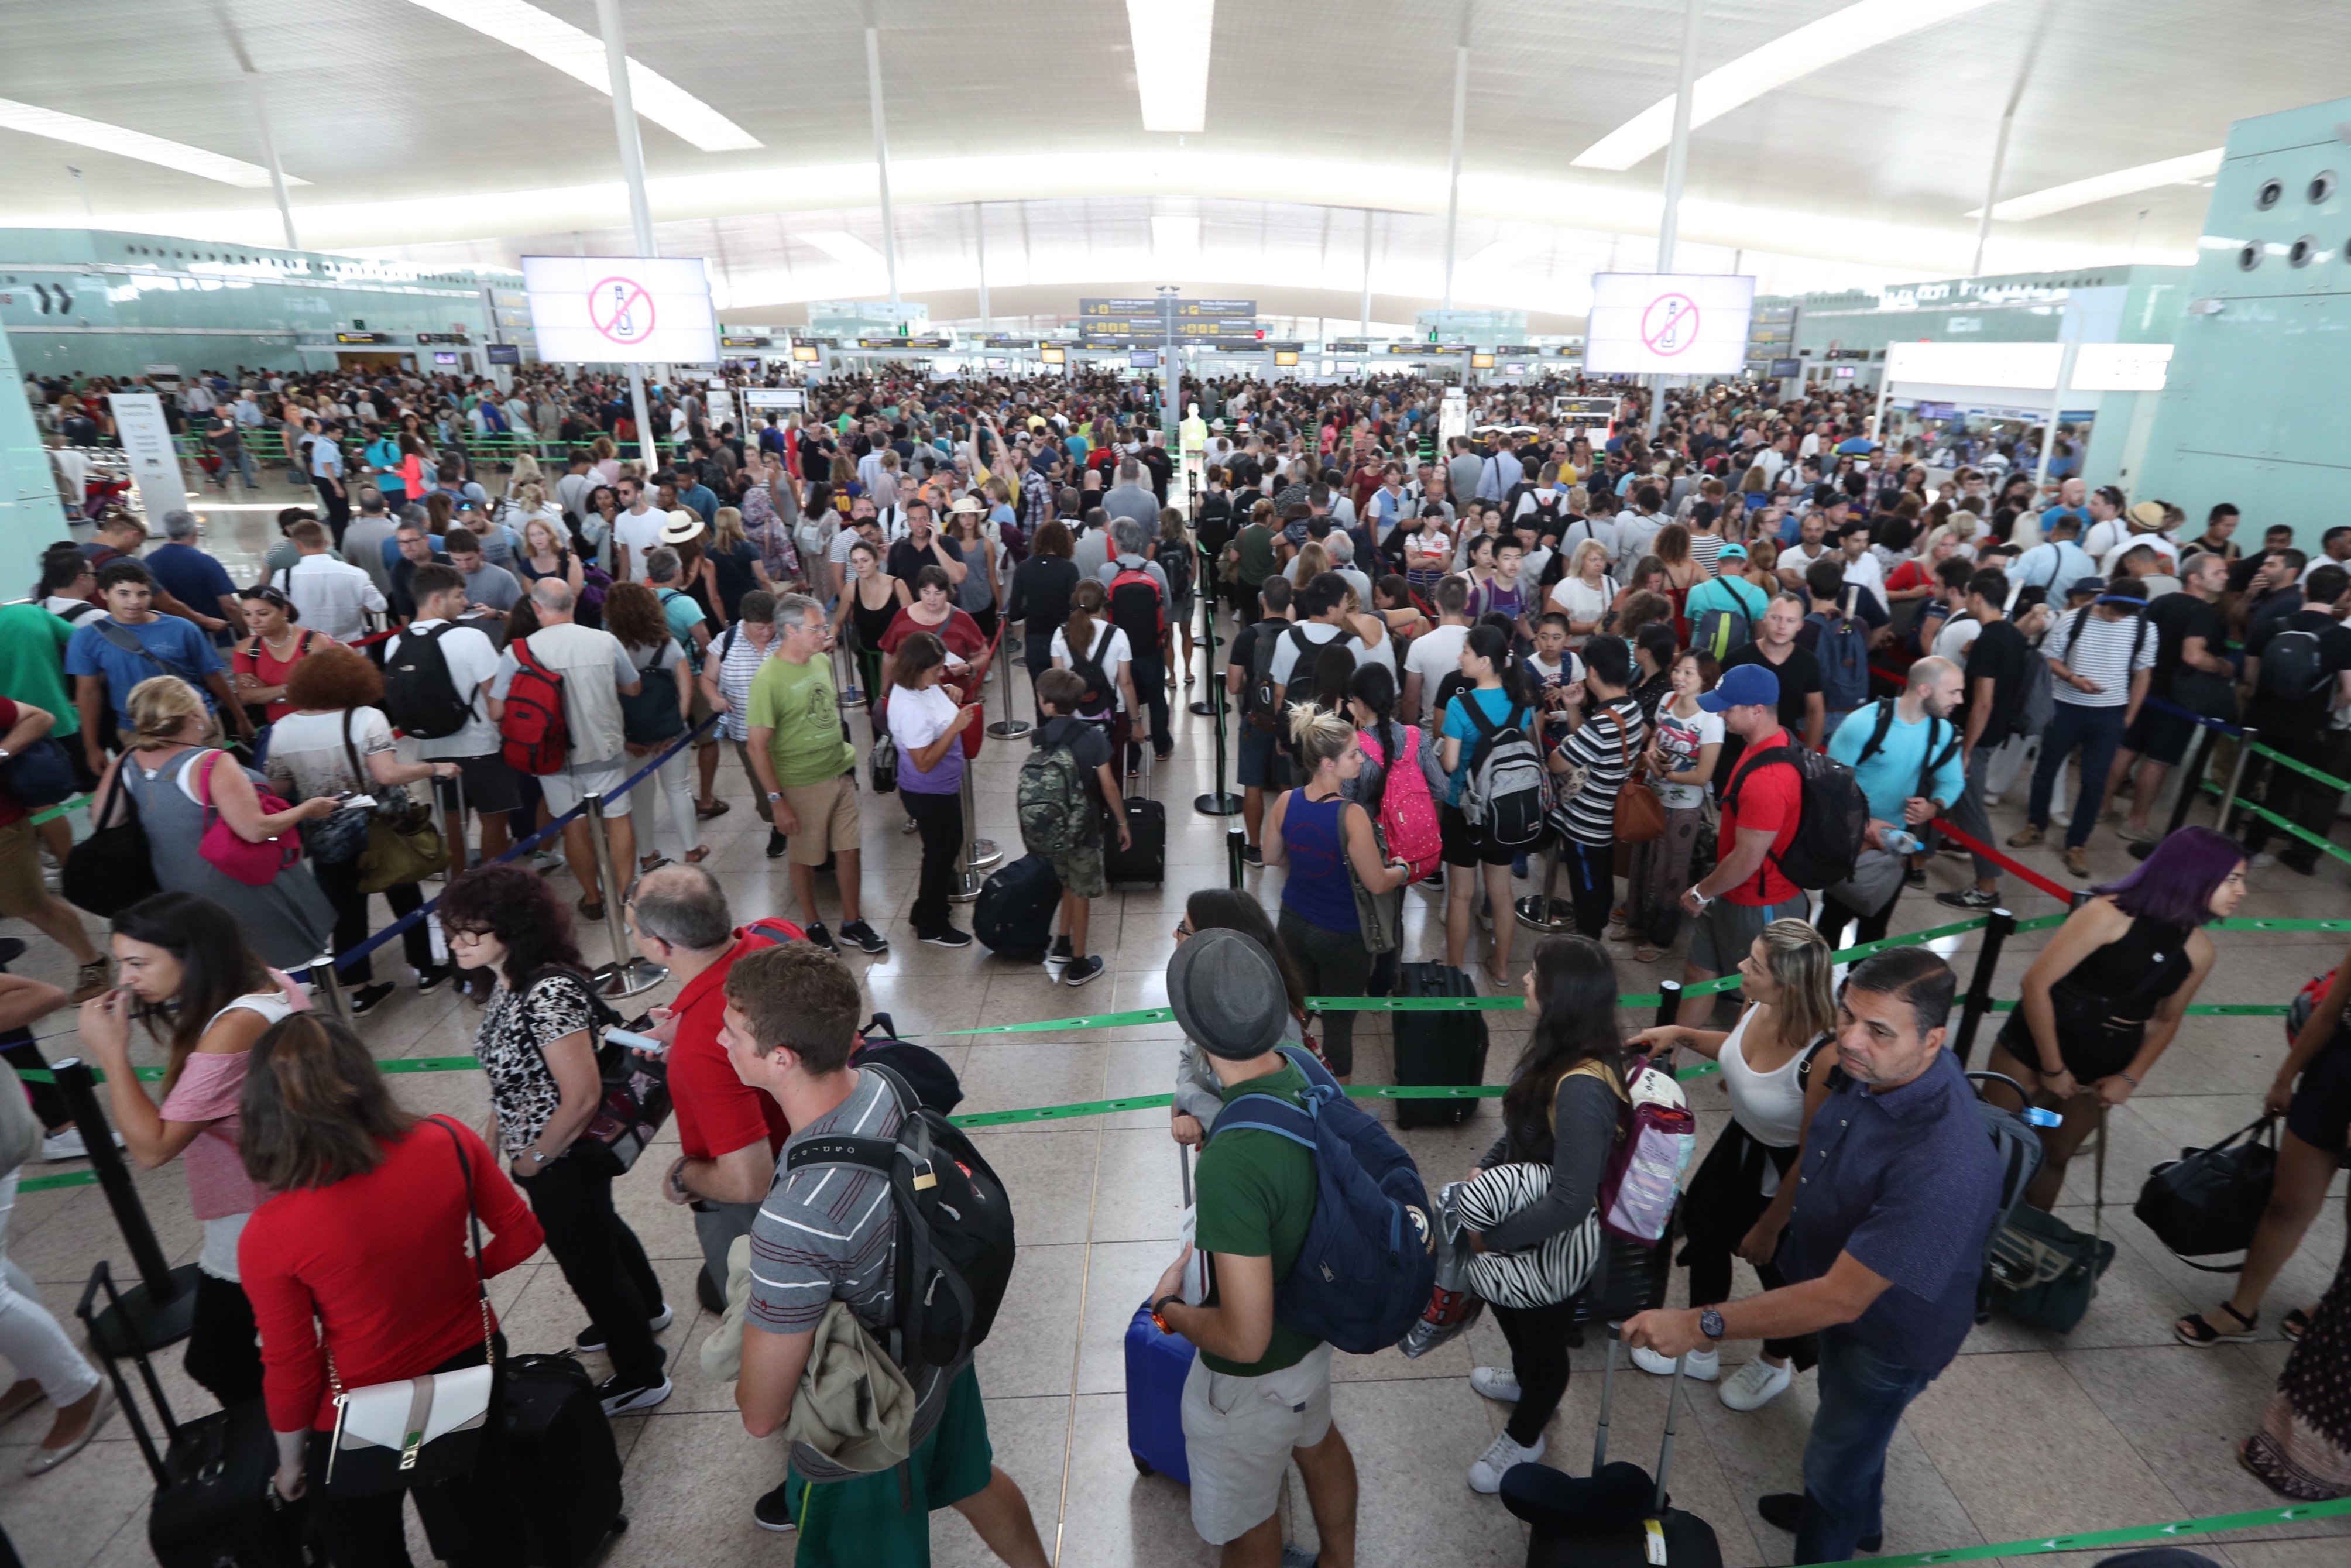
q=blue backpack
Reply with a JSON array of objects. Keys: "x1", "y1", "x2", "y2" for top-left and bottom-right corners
[
  {"x1": 1210, "y1": 1047, "x2": 1437, "y2": 1355},
  {"x1": 1806, "y1": 590, "x2": 1871, "y2": 712}
]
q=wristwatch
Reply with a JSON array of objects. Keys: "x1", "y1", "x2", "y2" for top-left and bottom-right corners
[
  {"x1": 1150, "y1": 1294, "x2": 1183, "y2": 1336},
  {"x1": 765, "y1": 791, "x2": 782, "y2": 802},
  {"x1": 1699, "y1": 1308, "x2": 1727, "y2": 1341}
]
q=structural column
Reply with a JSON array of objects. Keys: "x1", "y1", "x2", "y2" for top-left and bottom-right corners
[
  {"x1": 974, "y1": 203, "x2": 990, "y2": 332},
  {"x1": 1440, "y1": 44, "x2": 1468, "y2": 312},
  {"x1": 594, "y1": 0, "x2": 660, "y2": 472},
  {"x1": 1360, "y1": 209, "x2": 1374, "y2": 338},
  {"x1": 867, "y1": 27, "x2": 902, "y2": 307},
  {"x1": 1649, "y1": 0, "x2": 1704, "y2": 440}
]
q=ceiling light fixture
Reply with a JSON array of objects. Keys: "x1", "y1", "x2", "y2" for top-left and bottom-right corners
[
  {"x1": 0, "y1": 97, "x2": 305, "y2": 188},
  {"x1": 1127, "y1": 0, "x2": 1215, "y2": 135},
  {"x1": 399, "y1": 0, "x2": 759, "y2": 153},
  {"x1": 1970, "y1": 147, "x2": 2225, "y2": 222},
  {"x1": 802, "y1": 229, "x2": 887, "y2": 269},
  {"x1": 1572, "y1": 0, "x2": 2000, "y2": 171}
]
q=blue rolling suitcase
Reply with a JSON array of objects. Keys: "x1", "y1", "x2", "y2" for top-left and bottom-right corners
[{"x1": 1125, "y1": 1145, "x2": 1196, "y2": 1483}]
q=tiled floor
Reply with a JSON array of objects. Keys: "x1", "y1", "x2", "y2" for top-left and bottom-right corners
[{"x1": 2, "y1": 487, "x2": 2346, "y2": 1565}]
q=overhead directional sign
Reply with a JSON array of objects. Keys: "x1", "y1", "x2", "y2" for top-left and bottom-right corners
[
  {"x1": 1078, "y1": 297, "x2": 1259, "y2": 340},
  {"x1": 859, "y1": 335, "x2": 953, "y2": 351}
]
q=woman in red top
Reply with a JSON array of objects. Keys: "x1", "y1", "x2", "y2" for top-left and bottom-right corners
[
  {"x1": 879, "y1": 564, "x2": 992, "y2": 756},
  {"x1": 229, "y1": 586, "x2": 338, "y2": 731},
  {"x1": 238, "y1": 1014, "x2": 541, "y2": 1564}
]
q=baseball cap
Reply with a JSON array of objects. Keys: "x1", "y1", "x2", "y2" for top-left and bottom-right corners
[
  {"x1": 2068, "y1": 575, "x2": 2106, "y2": 597},
  {"x1": 1715, "y1": 542, "x2": 1748, "y2": 561},
  {"x1": 1166, "y1": 929, "x2": 1291, "y2": 1061},
  {"x1": 1697, "y1": 663, "x2": 1779, "y2": 713}
]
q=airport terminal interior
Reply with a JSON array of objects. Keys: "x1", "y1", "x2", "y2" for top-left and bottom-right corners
[{"x1": 2, "y1": 4, "x2": 2350, "y2": 1567}]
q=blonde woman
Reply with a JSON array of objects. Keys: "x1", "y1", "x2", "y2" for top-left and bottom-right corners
[
  {"x1": 1547, "y1": 538, "x2": 1618, "y2": 648},
  {"x1": 699, "y1": 506, "x2": 773, "y2": 625},
  {"x1": 505, "y1": 451, "x2": 546, "y2": 504},
  {"x1": 1626, "y1": 918, "x2": 1839, "y2": 1409},
  {"x1": 589, "y1": 434, "x2": 620, "y2": 486}
]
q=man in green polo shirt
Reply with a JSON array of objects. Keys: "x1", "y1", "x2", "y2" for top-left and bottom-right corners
[
  {"x1": 744, "y1": 594, "x2": 887, "y2": 958},
  {"x1": 1152, "y1": 929, "x2": 1358, "y2": 1568},
  {"x1": 0, "y1": 597, "x2": 84, "y2": 866}
]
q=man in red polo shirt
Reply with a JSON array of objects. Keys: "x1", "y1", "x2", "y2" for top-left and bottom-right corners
[
  {"x1": 624, "y1": 865, "x2": 790, "y2": 1312},
  {"x1": 1677, "y1": 663, "x2": 1810, "y2": 1026}
]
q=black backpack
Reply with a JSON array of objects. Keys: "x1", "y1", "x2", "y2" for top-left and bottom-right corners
[
  {"x1": 1853, "y1": 701, "x2": 1961, "y2": 803},
  {"x1": 1065, "y1": 621, "x2": 1118, "y2": 722},
  {"x1": 382, "y1": 623, "x2": 476, "y2": 740},
  {"x1": 2258, "y1": 625, "x2": 2332, "y2": 705},
  {"x1": 1721, "y1": 736, "x2": 1869, "y2": 893},
  {"x1": 781, "y1": 1063, "x2": 1015, "y2": 1376}
]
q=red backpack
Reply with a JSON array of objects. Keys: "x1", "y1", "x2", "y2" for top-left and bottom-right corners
[
  {"x1": 499, "y1": 637, "x2": 570, "y2": 775},
  {"x1": 1107, "y1": 566, "x2": 1166, "y2": 647},
  {"x1": 1358, "y1": 725, "x2": 1442, "y2": 883}
]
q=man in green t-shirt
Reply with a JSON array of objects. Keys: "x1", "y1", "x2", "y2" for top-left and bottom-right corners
[
  {"x1": 1152, "y1": 929, "x2": 1358, "y2": 1566},
  {"x1": 744, "y1": 595, "x2": 887, "y2": 958}
]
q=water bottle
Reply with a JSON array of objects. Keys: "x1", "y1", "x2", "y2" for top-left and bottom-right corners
[{"x1": 1882, "y1": 828, "x2": 1921, "y2": 856}]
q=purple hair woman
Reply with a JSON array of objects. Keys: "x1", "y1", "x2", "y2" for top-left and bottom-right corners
[{"x1": 1983, "y1": 826, "x2": 2247, "y2": 1209}]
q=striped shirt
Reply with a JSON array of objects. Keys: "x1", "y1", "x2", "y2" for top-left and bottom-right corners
[
  {"x1": 1553, "y1": 696, "x2": 1648, "y2": 846},
  {"x1": 746, "y1": 1069, "x2": 900, "y2": 1337},
  {"x1": 1688, "y1": 532, "x2": 1724, "y2": 579},
  {"x1": 711, "y1": 622, "x2": 776, "y2": 742},
  {"x1": 2049, "y1": 606, "x2": 2155, "y2": 709}
]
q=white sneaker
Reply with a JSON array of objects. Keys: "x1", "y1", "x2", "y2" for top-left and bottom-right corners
[
  {"x1": 1718, "y1": 1356, "x2": 1793, "y2": 1412},
  {"x1": 39, "y1": 1128, "x2": 120, "y2": 1162},
  {"x1": 1629, "y1": 1345, "x2": 1718, "y2": 1381},
  {"x1": 1469, "y1": 1366, "x2": 1522, "y2": 1404},
  {"x1": 2251, "y1": 852, "x2": 2278, "y2": 869},
  {"x1": 1468, "y1": 1429, "x2": 1544, "y2": 1494}
]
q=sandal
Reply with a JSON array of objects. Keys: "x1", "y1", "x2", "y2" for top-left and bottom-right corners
[
  {"x1": 2175, "y1": 1302, "x2": 2258, "y2": 1347},
  {"x1": 2283, "y1": 1307, "x2": 2312, "y2": 1341},
  {"x1": 695, "y1": 799, "x2": 730, "y2": 821},
  {"x1": 684, "y1": 846, "x2": 711, "y2": 864},
  {"x1": 1635, "y1": 945, "x2": 1665, "y2": 965}
]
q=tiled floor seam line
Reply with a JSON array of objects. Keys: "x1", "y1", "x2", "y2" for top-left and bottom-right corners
[{"x1": 1051, "y1": 1116, "x2": 1108, "y2": 1566}]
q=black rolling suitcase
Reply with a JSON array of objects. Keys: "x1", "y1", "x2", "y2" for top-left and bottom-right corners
[
  {"x1": 976, "y1": 853, "x2": 1061, "y2": 961},
  {"x1": 1103, "y1": 746, "x2": 1166, "y2": 887},
  {"x1": 501, "y1": 1353, "x2": 627, "y2": 1567},
  {"x1": 1506, "y1": 1336, "x2": 1724, "y2": 1568},
  {"x1": 1392, "y1": 962, "x2": 1489, "y2": 1127},
  {"x1": 76, "y1": 1262, "x2": 318, "y2": 1568}
]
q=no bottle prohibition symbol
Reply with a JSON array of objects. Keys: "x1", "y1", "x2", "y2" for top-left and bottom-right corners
[
  {"x1": 590, "y1": 276, "x2": 656, "y2": 345},
  {"x1": 1642, "y1": 293, "x2": 1699, "y2": 356}
]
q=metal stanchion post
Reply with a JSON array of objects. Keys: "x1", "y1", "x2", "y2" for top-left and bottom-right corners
[
  {"x1": 2134, "y1": 722, "x2": 2214, "y2": 862},
  {"x1": 1951, "y1": 907, "x2": 2015, "y2": 1068},
  {"x1": 2216, "y1": 724, "x2": 2258, "y2": 835},
  {"x1": 583, "y1": 791, "x2": 666, "y2": 997},
  {"x1": 1227, "y1": 828, "x2": 1245, "y2": 890},
  {"x1": 52, "y1": 1059, "x2": 199, "y2": 1353},
  {"x1": 835, "y1": 640, "x2": 862, "y2": 710},
  {"x1": 1654, "y1": 980, "x2": 1682, "y2": 1030},
  {"x1": 952, "y1": 764, "x2": 1002, "y2": 904},
  {"x1": 310, "y1": 953, "x2": 353, "y2": 1025},
  {"x1": 1189, "y1": 552, "x2": 1219, "y2": 718},
  {"x1": 987, "y1": 618, "x2": 1032, "y2": 738},
  {"x1": 1194, "y1": 559, "x2": 1240, "y2": 815},
  {"x1": 1515, "y1": 843, "x2": 1576, "y2": 932}
]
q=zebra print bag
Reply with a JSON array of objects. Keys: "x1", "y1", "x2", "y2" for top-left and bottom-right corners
[{"x1": 1454, "y1": 1162, "x2": 1602, "y2": 1310}]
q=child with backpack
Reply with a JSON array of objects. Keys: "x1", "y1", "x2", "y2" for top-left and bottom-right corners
[
  {"x1": 1018, "y1": 668, "x2": 1131, "y2": 989},
  {"x1": 1438, "y1": 625, "x2": 1545, "y2": 988},
  {"x1": 1799, "y1": 559, "x2": 1883, "y2": 735}
]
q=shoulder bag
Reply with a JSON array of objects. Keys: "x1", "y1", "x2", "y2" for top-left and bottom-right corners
[
  {"x1": 1611, "y1": 709, "x2": 1666, "y2": 843},
  {"x1": 322, "y1": 1118, "x2": 496, "y2": 1497},
  {"x1": 195, "y1": 750, "x2": 302, "y2": 886},
  {"x1": 61, "y1": 764, "x2": 160, "y2": 917}
]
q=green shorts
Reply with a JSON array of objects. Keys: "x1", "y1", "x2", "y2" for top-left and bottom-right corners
[
  {"x1": 790, "y1": 1363, "x2": 994, "y2": 1566},
  {"x1": 1050, "y1": 842, "x2": 1107, "y2": 900}
]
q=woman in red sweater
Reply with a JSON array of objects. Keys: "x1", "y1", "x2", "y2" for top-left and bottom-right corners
[{"x1": 236, "y1": 1014, "x2": 542, "y2": 1565}]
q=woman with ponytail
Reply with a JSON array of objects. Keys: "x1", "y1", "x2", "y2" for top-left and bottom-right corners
[
  {"x1": 238, "y1": 1013, "x2": 543, "y2": 1556},
  {"x1": 1262, "y1": 701, "x2": 1412, "y2": 1082},
  {"x1": 1050, "y1": 578, "x2": 1138, "y2": 741},
  {"x1": 1437, "y1": 623, "x2": 1539, "y2": 986},
  {"x1": 1345, "y1": 662, "x2": 1446, "y2": 994}
]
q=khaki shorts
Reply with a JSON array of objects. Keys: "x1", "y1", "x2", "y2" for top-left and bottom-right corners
[
  {"x1": 781, "y1": 774, "x2": 860, "y2": 866},
  {"x1": 0, "y1": 818, "x2": 44, "y2": 919},
  {"x1": 1180, "y1": 1342, "x2": 1333, "y2": 1545}
]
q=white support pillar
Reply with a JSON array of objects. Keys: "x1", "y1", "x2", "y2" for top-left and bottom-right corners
[
  {"x1": 866, "y1": 28, "x2": 901, "y2": 307},
  {"x1": 1360, "y1": 210, "x2": 1374, "y2": 338},
  {"x1": 1441, "y1": 44, "x2": 1468, "y2": 312},
  {"x1": 1649, "y1": 0, "x2": 1704, "y2": 440},
  {"x1": 2035, "y1": 302, "x2": 2082, "y2": 499},
  {"x1": 248, "y1": 77, "x2": 298, "y2": 252},
  {"x1": 974, "y1": 203, "x2": 990, "y2": 332},
  {"x1": 594, "y1": 0, "x2": 658, "y2": 473}
]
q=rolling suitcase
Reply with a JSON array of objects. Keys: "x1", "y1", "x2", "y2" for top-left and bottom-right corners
[
  {"x1": 1507, "y1": 1338, "x2": 1724, "y2": 1568},
  {"x1": 501, "y1": 1353, "x2": 627, "y2": 1568},
  {"x1": 1104, "y1": 746, "x2": 1166, "y2": 888},
  {"x1": 976, "y1": 853, "x2": 1061, "y2": 962},
  {"x1": 1125, "y1": 1145, "x2": 1197, "y2": 1483},
  {"x1": 76, "y1": 1262, "x2": 317, "y2": 1568},
  {"x1": 1392, "y1": 962, "x2": 1489, "y2": 1127}
]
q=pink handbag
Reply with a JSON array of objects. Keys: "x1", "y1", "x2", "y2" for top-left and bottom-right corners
[{"x1": 195, "y1": 750, "x2": 302, "y2": 886}]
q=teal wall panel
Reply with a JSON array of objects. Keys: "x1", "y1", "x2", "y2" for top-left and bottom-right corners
[{"x1": 0, "y1": 321, "x2": 71, "y2": 604}]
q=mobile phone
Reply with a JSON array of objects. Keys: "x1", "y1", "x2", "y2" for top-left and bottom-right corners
[{"x1": 606, "y1": 1027, "x2": 666, "y2": 1056}]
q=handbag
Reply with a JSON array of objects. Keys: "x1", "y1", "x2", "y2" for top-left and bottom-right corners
[
  {"x1": 297, "y1": 712, "x2": 377, "y2": 866},
  {"x1": 1986, "y1": 1204, "x2": 2115, "y2": 1332},
  {"x1": 360, "y1": 804, "x2": 449, "y2": 894},
  {"x1": 0, "y1": 736, "x2": 77, "y2": 809},
  {"x1": 1346, "y1": 815, "x2": 1404, "y2": 956},
  {"x1": 195, "y1": 750, "x2": 302, "y2": 886},
  {"x1": 1610, "y1": 712, "x2": 1666, "y2": 843},
  {"x1": 869, "y1": 730, "x2": 899, "y2": 795},
  {"x1": 2133, "y1": 1116, "x2": 2278, "y2": 1270},
  {"x1": 61, "y1": 764, "x2": 160, "y2": 917},
  {"x1": 1453, "y1": 1164, "x2": 1604, "y2": 1309},
  {"x1": 323, "y1": 1118, "x2": 495, "y2": 1497},
  {"x1": 574, "y1": 1039, "x2": 673, "y2": 1176}
]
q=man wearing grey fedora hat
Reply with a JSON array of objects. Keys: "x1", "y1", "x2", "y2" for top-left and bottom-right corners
[{"x1": 1152, "y1": 928, "x2": 1358, "y2": 1568}]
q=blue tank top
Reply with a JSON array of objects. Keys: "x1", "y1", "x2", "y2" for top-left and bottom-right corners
[{"x1": 1280, "y1": 790, "x2": 1360, "y2": 933}]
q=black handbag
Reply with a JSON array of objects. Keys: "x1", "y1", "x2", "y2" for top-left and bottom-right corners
[
  {"x1": 60, "y1": 765, "x2": 160, "y2": 917},
  {"x1": 2134, "y1": 1116, "x2": 2278, "y2": 1270},
  {"x1": 1987, "y1": 1205, "x2": 2116, "y2": 1332},
  {"x1": 574, "y1": 1041, "x2": 672, "y2": 1176},
  {"x1": 869, "y1": 731, "x2": 899, "y2": 794}
]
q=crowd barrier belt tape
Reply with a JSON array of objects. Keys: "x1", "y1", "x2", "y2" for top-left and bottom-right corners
[
  {"x1": 1789, "y1": 1493, "x2": 2351, "y2": 1568},
  {"x1": 26, "y1": 792, "x2": 91, "y2": 829},
  {"x1": 1929, "y1": 816, "x2": 2078, "y2": 905},
  {"x1": 2145, "y1": 691, "x2": 2351, "y2": 797},
  {"x1": 2141, "y1": 694, "x2": 2245, "y2": 739},
  {"x1": 2200, "y1": 779, "x2": 2351, "y2": 869}
]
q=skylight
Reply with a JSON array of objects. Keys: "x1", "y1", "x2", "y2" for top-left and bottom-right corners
[
  {"x1": 1127, "y1": 0, "x2": 1215, "y2": 135},
  {"x1": 0, "y1": 98, "x2": 306, "y2": 188},
  {"x1": 1972, "y1": 148, "x2": 2225, "y2": 222}
]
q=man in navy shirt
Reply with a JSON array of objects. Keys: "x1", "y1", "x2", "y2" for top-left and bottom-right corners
[
  {"x1": 1626, "y1": 946, "x2": 2001, "y2": 1563},
  {"x1": 142, "y1": 510, "x2": 241, "y2": 643}
]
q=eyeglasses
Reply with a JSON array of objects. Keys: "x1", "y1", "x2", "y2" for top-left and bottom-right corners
[
  {"x1": 443, "y1": 925, "x2": 492, "y2": 942},
  {"x1": 1173, "y1": 918, "x2": 1194, "y2": 941}
]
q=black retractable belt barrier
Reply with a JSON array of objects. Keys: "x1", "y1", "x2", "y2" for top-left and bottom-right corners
[
  {"x1": 52, "y1": 1059, "x2": 200, "y2": 1353},
  {"x1": 1951, "y1": 908, "x2": 2016, "y2": 1068},
  {"x1": 1196, "y1": 543, "x2": 1241, "y2": 816},
  {"x1": 1655, "y1": 979, "x2": 1682, "y2": 1030}
]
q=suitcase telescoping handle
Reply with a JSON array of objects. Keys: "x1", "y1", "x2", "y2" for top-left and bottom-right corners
[
  {"x1": 74, "y1": 1260, "x2": 174, "y2": 1485},
  {"x1": 1179, "y1": 1140, "x2": 1192, "y2": 1210},
  {"x1": 1593, "y1": 1330, "x2": 1689, "y2": 1514}
]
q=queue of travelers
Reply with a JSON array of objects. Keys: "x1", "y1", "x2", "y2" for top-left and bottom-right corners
[{"x1": 2, "y1": 360, "x2": 2347, "y2": 1568}]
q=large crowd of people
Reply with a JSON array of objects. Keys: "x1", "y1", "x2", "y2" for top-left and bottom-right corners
[{"x1": 1, "y1": 356, "x2": 2346, "y2": 1564}]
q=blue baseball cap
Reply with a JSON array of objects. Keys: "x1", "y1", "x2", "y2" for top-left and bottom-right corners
[
  {"x1": 1698, "y1": 662, "x2": 1780, "y2": 713},
  {"x1": 1716, "y1": 542, "x2": 1748, "y2": 560}
]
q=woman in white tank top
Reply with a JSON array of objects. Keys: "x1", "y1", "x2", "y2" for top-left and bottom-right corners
[{"x1": 1626, "y1": 917, "x2": 1838, "y2": 1409}]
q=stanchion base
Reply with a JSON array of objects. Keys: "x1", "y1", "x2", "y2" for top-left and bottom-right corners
[
  {"x1": 986, "y1": 719, "x2": 1034, "y2": 739},
  {"x1": 1513, "y1": 895, "x2": 1578, "y2": 934},
  {"x1": 91, "y1": 1266, "x2": 201, "y2": 1356},
  {"x1": 837, "y1": 689, "x2": 862, "y2": 709},
  {"x1": 593, "y1": 958, "x2": 670, "y2": 999},
  {"x1": 1194, "y1": 792, "x2": 1242, "y2": 816},
  {"x1": 2126, "y1": 839, "x2": 2156, "y2": 862},
  {"x1": 1188, "y1": 701, "x2": 1216, "y2": 717},
  {"x1": 966, "y1": 839, "x2": 1005, "y2": 873},
  {"x1": 949, "y1": 873, "x2": 984, "y2": 905}
]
